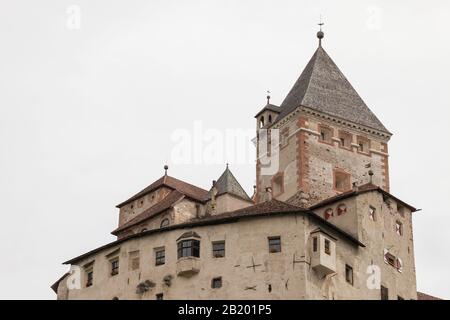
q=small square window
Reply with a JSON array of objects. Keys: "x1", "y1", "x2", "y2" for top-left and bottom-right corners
[
  {"x1": 324, "y1": 239, "x2": 331, "y2": 255},
  {"x1": 155, "y1": 248, "x2": 165, "y2": 266},
  {"x1": 313, "y1": 237, "x2": 318, "y2": 252},
  {"x1": 212, "y1": 241, "x2": 225, "y2": 258},
  {"x1": 211, "y1": 277, "x2": 222, "y2": 289},
  {"x1": 156, "y1": 293, "x2": 164, "y2": 300},
  {"x1": 319, "y1": 126, "x2": 333, "y2": 144},
  {"x1": 345, "y1": 265, "x2": 353, "y2": 285},
  {"x1": 268, "y1": 236, "x2": 281, "y2": 253}
]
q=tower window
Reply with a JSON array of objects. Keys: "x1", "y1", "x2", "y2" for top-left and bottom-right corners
[
  {"x1": 369, "y1": 206, "x2": 376, "y2": 221},
  {"x1": 334, "y1": 170, "x2": 351, "y2": 192},
  {"x1": 212, "y1": 241, "x2": 225, "y2": 258},
  {"x1": 268, "y1": 236, "x2": 281, "y2": 253},
  {"x1": 259, "y1": 116, "x2": 265, "y2": 128},
  {"x1": 177, "y1": 239, "x2": 200, "y2": 259},
  {"x1": 324, "y1": 239, "x2": 331, "y2": 255},
  {"x1": 345, "y1": 265, "x2": 353, "y2": 285},
  {"x1": 211, "y1": 277, "x2": 222, "y2": 289},
  {"x1": 357, "y1": 136, "x2": 370, "y2": 154},
  {"x1": 319, "y1": 125, "x2": 333, "y2": 144},
  {"x1": 395, "y1": 221, "x2": 403, "y2": 236},
  {"x1": 339, "y1": 131, "x2": 352, "y2": 149}
]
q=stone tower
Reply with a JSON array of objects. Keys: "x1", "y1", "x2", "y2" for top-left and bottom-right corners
[{"x1": 255, "y1": 31, "x2": 391, "y2": 207}]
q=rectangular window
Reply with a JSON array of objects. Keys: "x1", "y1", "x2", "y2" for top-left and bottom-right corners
[
  {"x1": 110, "y1": 259, "x2": 119, "y2": 276},
  {"x1": 357, "y1": 136, "x2": 370, "y2": 154},
  {"x1": 177, "y1": 240, "x2": 200, "y2": 259},
  {"x1": 211, "y1": 277, "x2": 222, "y2": 289},
  {"x1": 313, "y1": 237, "x2": 318, "y2": 252},
  {"x1": 155, "y1": 248, "x2": 165, "y2": 266},
  {"x1": 339, "y1": 131, "x2": 352, "y2": 149},
  {"x1": 324, "y1": 239, "x2": 331, "y2": 255},
  {"x1": 345, "y1": 265, "x2": 353, "y2": 285},
  {"x1": 212, "y1": 241, "x2": 225, "y2": 258},
  {"x1": 381, "y1": 286, "x2": 389, "y2": 300},
  {"x1": 86, "y1": 270, "x2": 93, "y2": 287},
  {"x1": 156, "y1": 293, "x2": 163, "y2": 300},
  {"x1": 268, "y1": 236, "x2": 281, "y2": 253}
]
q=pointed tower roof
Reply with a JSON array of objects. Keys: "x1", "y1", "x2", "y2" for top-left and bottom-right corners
[
  {"x1": 213, "y1": 165, "x2": 252, "y2": 202},
  {"x1": 276, "y1": 45, "x2": 389, "y2": 133}
]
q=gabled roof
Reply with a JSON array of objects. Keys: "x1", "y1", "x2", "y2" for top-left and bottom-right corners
[
  {"x1": 275, "y1": 45, "x2": 389, "y2": 134},
  {"x1": 213, "y1": 166, "x2": 252, "y2": 202},
  {"x1": 116, "y1": 175, "x2": 209, "y2": 208},
  {"x1": 112, "y1": 190, "x2": 184, "y2": 235}
]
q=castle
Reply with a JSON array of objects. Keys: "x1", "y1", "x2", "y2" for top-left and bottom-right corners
[{"x1": 52, "y1": 29, "x2": 425, "y2": 300}]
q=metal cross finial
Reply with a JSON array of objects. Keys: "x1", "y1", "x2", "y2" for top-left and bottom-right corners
[{"x1": 317, "y1": 15, "x2": 325, "y2": 46}]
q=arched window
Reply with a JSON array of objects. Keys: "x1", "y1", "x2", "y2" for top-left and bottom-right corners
[
  {"x1": 324, "y1": 208, "x2": 333, "y2": 220},
  {"x1": 160, "y1": 218, "x2": 170, "y2": 228},
  {"x1": 259, "y1": 116, "x2": 265, "y2": 128},
  {"x1": 337, "y1": 204, "x2": 347, "y2": 216},
  {"x1": 268, "y1": 114, "x2": 272, "y2": 123}
]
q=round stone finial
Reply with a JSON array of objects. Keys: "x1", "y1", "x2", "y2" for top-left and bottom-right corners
[
  {"x1": 164, "y1": 165, "x2": 169, "y2": 175},
  {"x1": 317, "y1": 30, "x2": 324, "y2": 39}
]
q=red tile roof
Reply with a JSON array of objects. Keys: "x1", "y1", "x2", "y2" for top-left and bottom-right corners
[
  {"x1": 116, "y1": 175, "x2": 209, "y2": 208},
  {"x1": 112, "y1": 190, "x2": 184, "y2": 235}
]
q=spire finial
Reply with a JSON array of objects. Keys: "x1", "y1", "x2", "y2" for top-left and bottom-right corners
[
  {"x1": 317, "y1": 15, "x2": 324, "y2": 46},
  {"x1": 226, "y1": 163, "x2": 229, "y2": 169},
  {"x1": 266, "y1": 90, "x2": 271, "y2": 105},
  {"x1": 164, "y1": 164, "x2": 169, "y2": 176}
]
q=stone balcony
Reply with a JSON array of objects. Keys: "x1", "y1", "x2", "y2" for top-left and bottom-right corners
[{"x1": 176, "y1": 257, "x2": 200, "y2": 277}]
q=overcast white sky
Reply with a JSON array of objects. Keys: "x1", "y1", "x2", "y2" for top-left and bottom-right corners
[{"x1": 1, "y1": 0, "x2": 449, "y2": 300}]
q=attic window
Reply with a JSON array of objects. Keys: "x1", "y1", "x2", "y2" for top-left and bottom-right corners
[
  {"x1": 268, "y1": 115, "x2": 272, "y2": 123},
  {"x1": 319, "y1": 125, "x2": 333, "y2": 144},
  {"x1": 334, "y1": 170, "x2": 351, "y2": 192}
]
